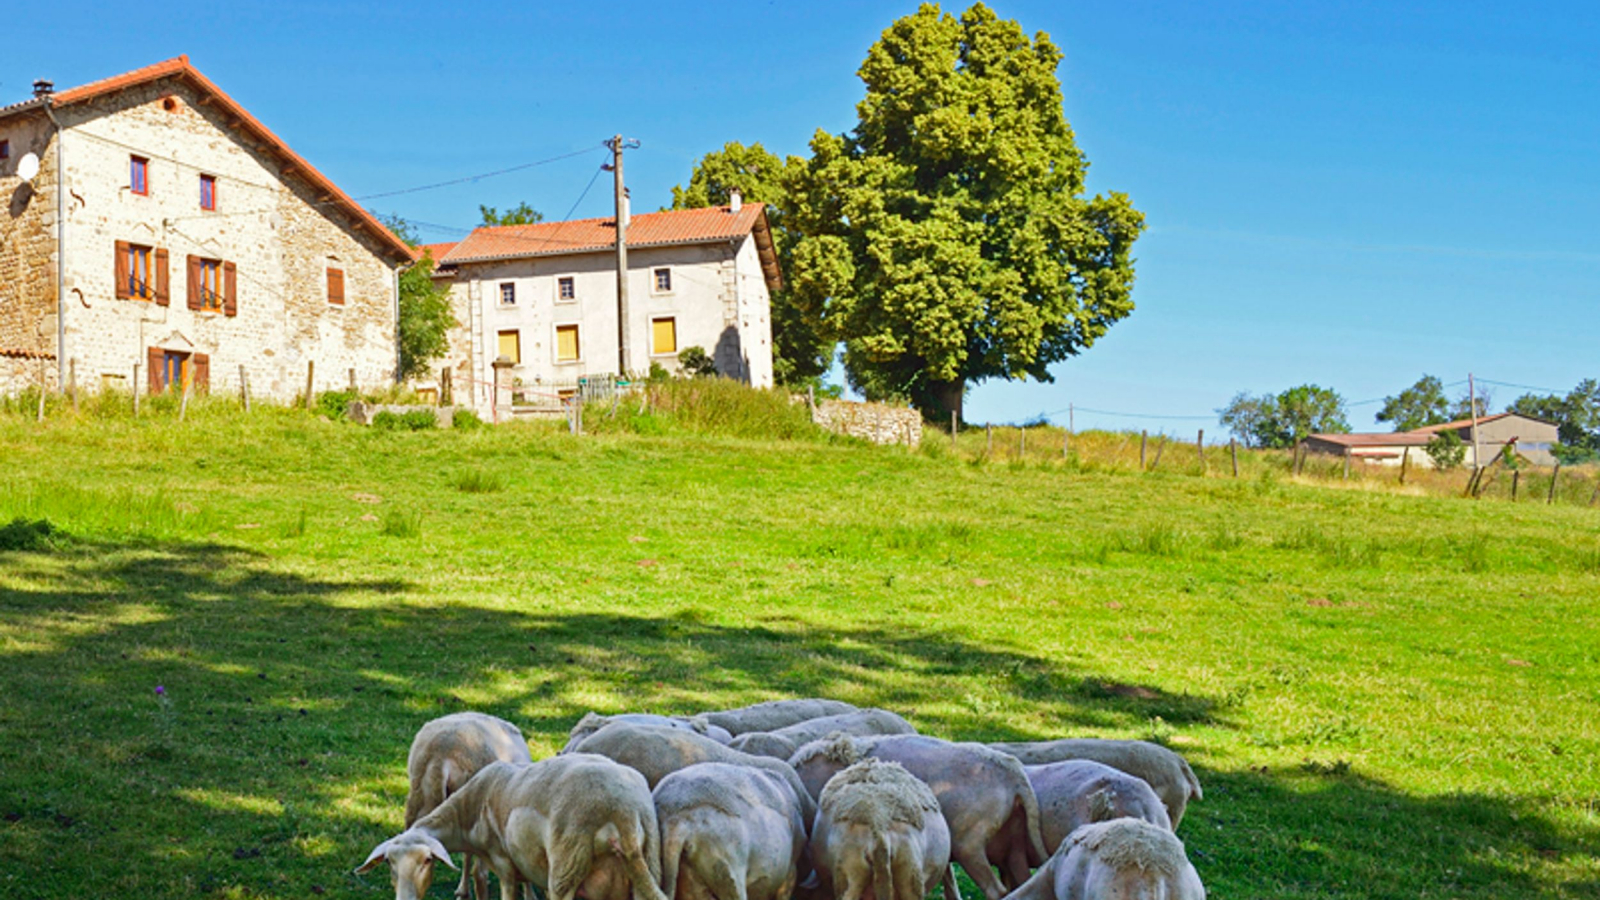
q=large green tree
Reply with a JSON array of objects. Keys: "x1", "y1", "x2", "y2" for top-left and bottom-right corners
[
  {"x1": 670, "y1": 143, "x2": 834, "y2": 383},
  {"x1": 1509, "y1": 378, "x2": 1600, "y2": 454},
  {"x1": 783, "y1": 3, "x2": 1144, "y2": 419},
  {"x1": 1376, "y1": 374, "x2": 1451, "y2": 431}
]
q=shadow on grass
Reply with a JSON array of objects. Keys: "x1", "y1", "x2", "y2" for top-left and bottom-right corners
[{"x1": 0, "y1": 540, "x2": 1594, "y2": 899}]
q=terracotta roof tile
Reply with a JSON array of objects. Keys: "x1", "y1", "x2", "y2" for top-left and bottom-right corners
[
  {"x1": 416, "y1": 242, "x2": 458, "y2": 262},
  {"x1": 2, "y1": 56, "x2": 413, "y2": 265},
  {"x1": 441, "y1": 205, "x2": 769, "y2": 264}
]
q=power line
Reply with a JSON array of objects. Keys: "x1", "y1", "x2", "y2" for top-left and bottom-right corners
[{"x1": 354, "y1": 146, "x2": 606, "y2": 201}]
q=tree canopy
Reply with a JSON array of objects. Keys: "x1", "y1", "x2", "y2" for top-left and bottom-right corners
[
  {"x1": 1509, "y1": 378, "x2": 1600, "y2": 457},
  {"x1": 479, "y1": 203, "x2": 544, "y2": 226},
  {"x1": 1220, "y1": 385, "x2": 1349, "y2": 448},
  {"x1": 1377, "y1": 375, "x2": 1451, "y2": 431},
  {"x1": 692, "y1": 3, "x2": 1143, "y2": 418}
]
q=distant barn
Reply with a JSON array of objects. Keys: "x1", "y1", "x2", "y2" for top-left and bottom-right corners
[{"x1": 1305, "y1": 413, "x2": 1559, "y2": 468}]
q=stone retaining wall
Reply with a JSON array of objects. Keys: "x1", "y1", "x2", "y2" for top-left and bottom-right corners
[{"x1": 811, "y1": 398, "x2": 922, "y2": 447}]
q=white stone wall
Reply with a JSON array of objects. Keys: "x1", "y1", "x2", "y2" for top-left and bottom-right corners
[
  {"x1": 3, "y1": 79, "x2": 400, "y2": 399},
  {"x1": 443, "y1": 236, "x2": 774, "y2": 415}
]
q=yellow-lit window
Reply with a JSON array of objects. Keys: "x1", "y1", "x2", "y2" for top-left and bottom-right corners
[
  {"x1": 497, "y1": 330, "x2": 521, "y2": 364},
  {"x1": 651, "y1": 317, "x2": 677, "y2": 355},
  {"x1": 556, "y1": 324, "x2": 579, "y2": 362}
]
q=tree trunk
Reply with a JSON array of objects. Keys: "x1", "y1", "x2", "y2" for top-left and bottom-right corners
[{"x1": 925, "y1": 379, "x2": 965, "y2": 425}]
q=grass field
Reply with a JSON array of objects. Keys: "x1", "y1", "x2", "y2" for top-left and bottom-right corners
[{"x1": 1, "y1": 398, "x2": 1597, "y2": 899}]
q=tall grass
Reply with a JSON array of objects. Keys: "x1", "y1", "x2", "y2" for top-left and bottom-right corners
[{"x1": 588, "y1": 378, "x2": 827, "y2": 442}]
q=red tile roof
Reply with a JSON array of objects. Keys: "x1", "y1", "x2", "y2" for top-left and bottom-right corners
[
  {"x1": 1408, "y1": 412, "x2": 1517, "y2": 434},
  {"x1": 443, "y1": 205, "x2": 766, "y2": 263},
  {"x1": 416, "y1": 242, "x2": 458, "y2": 263},
  {"x1": 2, "y1": 56, "x2": 414, "y2": 265},
  {"x1": 1306, "y1": 432, "x2": 1434, "y2": 448}
]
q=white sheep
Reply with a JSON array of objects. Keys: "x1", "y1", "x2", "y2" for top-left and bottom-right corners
[
  {"x1": 727, "y1": 709, "x2": 916, "y2": 760},
  {"x1": 1025, "y1": 761, "x2": 1171, "y2": 852},
  {"x1": 404, "y1": 712, "x2": 533, "y2": 900},
  {"x1": 654, "y1": 762, "x2": 810, "y2": 900},
  {"x1": 358, "y1": 755, "x2": 671, "y2": 900},
  {"x1": 790, "y1": 734, "x2": 1047, "y2": 900},
  {"x1": 990, "y1": 740, "x2": 1202, "y2": 827},
  {"x1": 562, "y1": 712, "x2": 735, "y2": 753},
  {"x1": 999, "y1": 818, "x2": 1205, "y2": 900},
  {"x1": 698, "y1": 699, "x2": 858, "y2": 736},
  {"x1": 810, "y1": 758, "x2": 951, "y2": 900}
]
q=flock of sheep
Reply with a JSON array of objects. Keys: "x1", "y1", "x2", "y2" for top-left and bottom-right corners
[{"x1": 357, "y1": 699, "x2": 1207, "y2": 900}]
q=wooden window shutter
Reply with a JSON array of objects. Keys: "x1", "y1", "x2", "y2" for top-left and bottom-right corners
[
  {"x1": 187, "y1": 256, "x2": 201, "y2": 310},
  {"x1": 154, "y1": 248, "x2": 170, "y2": 306},
  {"x1": 193, "y1": 353, "x2": 210, "y2": 393},
  {"x1": 115, "y1": 241, "x2": 131, "y2": 300},
  {"x1": 223, "y1": 262, "x2": 237, "y2": 316},
  {"x1": 327, "y1": 268, "x2": 345, "y2": 305},
  {"x1": 147, "y1": 347, "x2": 163, "y2": 394}
]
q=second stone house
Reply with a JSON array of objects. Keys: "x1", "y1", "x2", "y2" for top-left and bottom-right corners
[
  {"x1": 421, "y1": 199, "x2": 781, "y2": 413},
  {"x1": 0, "y1": 56, "x2": 416, "y2": 399}
]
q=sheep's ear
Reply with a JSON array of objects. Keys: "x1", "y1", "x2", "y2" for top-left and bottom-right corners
[
  {"x1": 424, "y1": 835, "x2": 458, "y2": 871},
  {"x1": 355, "y1": 840, "x2": 391, "y2": 874}
]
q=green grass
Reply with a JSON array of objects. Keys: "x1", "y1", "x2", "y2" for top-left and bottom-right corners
[{"x1": 0, "y1": 402, "x2": 1597, "y2": 899}]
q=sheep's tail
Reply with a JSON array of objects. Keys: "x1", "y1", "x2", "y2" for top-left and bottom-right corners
[
  {"x1": 869, "y1": 836, "x2": 894, "y2": 900},
  {"x1": 658, "y1": 820, "x2": 687, "y2": 900},
  {"x1": 1016, "y1": 769, "x2": 1050, "y2": 866},
  {"x1": 1178, "y1": 756, "x2": 1202, "y2": 800},
  {"x1": 608, "y1": 822, "x2": 671, "y2": 900}
]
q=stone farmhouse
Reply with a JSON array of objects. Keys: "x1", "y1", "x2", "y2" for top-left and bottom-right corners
[
  {"x1": 419, "y1": 199, "x2": 780, "y2": 414},
  {"x1": 1304, "y1": 412, "x2": 1560, "y2": 468},
  {"x1": 0, "y1": 56, "x2": 416, "y2": 399}
]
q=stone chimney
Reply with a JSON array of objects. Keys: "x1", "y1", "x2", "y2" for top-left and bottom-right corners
[
  {"x1": 32, "y1": 79, "x2": 54, "y2": 99},
  {"x1": 728, "y1": 188, "x2": 743, "y2": 214}
]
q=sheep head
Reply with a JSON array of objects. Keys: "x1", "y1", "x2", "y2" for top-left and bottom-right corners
[{"x1": 356, "y1": 831, "x2": 457, "y2": 900}]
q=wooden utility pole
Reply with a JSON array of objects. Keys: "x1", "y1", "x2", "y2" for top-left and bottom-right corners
[
  {"x1": 606, "y1": 135, "x2": 640, "y2": 378},
  {"x1": 1468, "y1": 372, "x2": 1484, "y2": 474},
  {"x1": 1068, "y1": 403, "x2": 1074, "y2": 434}
]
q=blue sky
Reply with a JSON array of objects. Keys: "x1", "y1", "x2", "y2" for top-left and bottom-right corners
[{"x1": 7, "y1": 1, "x2": 1596, "y2": 434}]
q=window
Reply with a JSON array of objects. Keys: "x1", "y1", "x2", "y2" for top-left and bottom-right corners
[
  {"x1": 499, "y1": 282, "x2": 516, "y2": 305},
  {"x1": 327, "y1": 268, "x2": 345, "y2": 305},
  {"x1": 196, "y1": 259, "x2": 222, "y2": 311},
  {"x1": 128, "y1": 244, "x2": 154, "y2": 299},
  {"x1": 651, "y1": 317, "x2": 677, "y2": 355},
  {"x1": 558, "y1": 277, "x2": 576, "y2": 301},
  {"x1": 497, "y1": 330, "x2": 521, "y2": 364},
  {"x1": 130, "y1": 156, "x2": 148, "y2": 195},
  {"x1": 199, "y1": 174, "x2": 216, "y2": 211},
  {"x1": 0, "y1": 140, "x2": 9, "y2": 160},
  {"x1": 555, "y1": 324, "x2": 580, "y2": 362},
  {"x1": 653, "y1": 268, "x2": 672, "y2": 293}
]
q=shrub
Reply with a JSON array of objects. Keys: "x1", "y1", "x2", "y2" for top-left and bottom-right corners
[
  {"x1": 401, "y1": 410, "x2": 438, "y2": 430},
  {"x1": 1425, "y1": 431, "x2": 1466, "y2": 470},
  {"x1": 452, "y1": 408, "x2": 484, "y2": 430},
  {"x1": 316, "y1": 390, "x2": 358, "y2": 420},
  {"x1": 678, "y1": 346, "x2": 719, "y2": 378},
  {"x1": 371, "y1": 411, "x2": 403, "y2": 430}
]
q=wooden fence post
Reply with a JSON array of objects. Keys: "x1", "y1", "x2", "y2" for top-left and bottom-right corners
[
  {"x1": 68, "y1": 358, "x2": 78, "y2": 414},
  {"x1": 1139, "y1": 430, "x2": 1148, "y2": 470},
  {"x1": 1512, "y1": 469, "x2": 1520, "y2": 501},
  {"x1": 1293, "y1": 442, "x2": 1305, "y2": 475},
  {"x1": 35, "y1": 357, "x2": 46, "y2": 422},
  {"x1": 1400, "y1": 447, "x2": 1410, "y2": 484},
  {"x1": 951, "y1": 410, "x2": 958, "y2": 448},
  {"x1": 239, "y1": 364, "x2": 251, "y2": 412},
  {"x1": 440, "y1": 367, "x2": 453, "y2": 406},
  {"x1": 303, "y1": 361, "x2": 316, "y2": 409},
  {"x1": 348, "y1": 367, "x2": 357, "y2": 392},
  {"x1": 986, "y1": 424, "x2": 993, "y2": 455},
  {"x1": 132, "y1": 364, "x2": 141, "y2": 417},
  {"x1": 1548, "y1": 462, "x2": 1561, "y2": 504},
  {"x1": 1151, "y1": 436, "x2": 1166, "y2": 470},
  {"x1": 1230, "y1": 438, "x2": 1239, "y2": 477},
  {"x1": 1343, "y1": 447, "x2": 1351, "y2": 480},
  {"x1": 1197, "y1": 428, "x2": 1205, "y2": 471}
]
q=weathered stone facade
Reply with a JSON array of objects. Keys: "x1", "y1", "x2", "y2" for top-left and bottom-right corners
[{"x1": 0, "y1": 58, "x2": 411, "y2": 400}]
